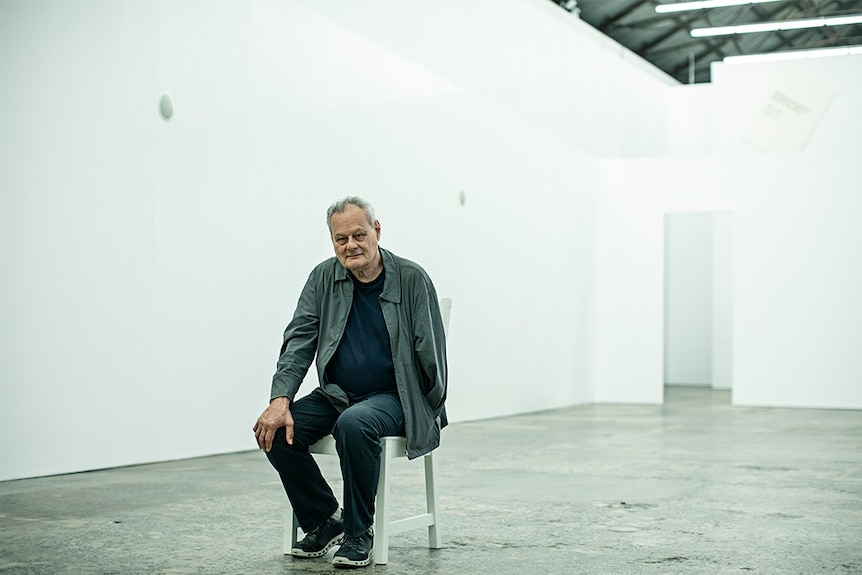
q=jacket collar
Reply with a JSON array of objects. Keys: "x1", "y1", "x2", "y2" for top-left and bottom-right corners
[
  {"x1": 379, "y1": 248, "x2": 401, "y2": 303},
  {"x1": 333, "y1": 247, "x2": 401, "y2": 303}
]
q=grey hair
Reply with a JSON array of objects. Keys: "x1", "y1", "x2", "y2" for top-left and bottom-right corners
[{"x1": 326, "y1": 196, "x2": 376, "y2": 229}]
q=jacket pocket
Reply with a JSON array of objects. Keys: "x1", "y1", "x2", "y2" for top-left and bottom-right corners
[{"x1": 424, "y1": 383, "x2": 445, "y2": 412}]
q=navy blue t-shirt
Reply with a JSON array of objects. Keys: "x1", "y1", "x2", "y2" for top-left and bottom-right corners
[{"x1": 325, "y1": 270, "x2": 397, "y2": 401}]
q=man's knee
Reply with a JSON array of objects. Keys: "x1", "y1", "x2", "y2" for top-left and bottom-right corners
[{"x1": 266, "y1": 426, "x2": 310, "y2": 457}]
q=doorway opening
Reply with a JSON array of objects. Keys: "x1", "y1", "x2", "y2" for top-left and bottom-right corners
[{"x1": 664, "y1": 211, "x2": 733, "y2": 397}]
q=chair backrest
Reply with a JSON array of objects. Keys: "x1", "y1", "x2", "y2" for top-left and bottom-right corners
[{"x1": 439, "y1": 297, "x2": 452, "y2": 337}]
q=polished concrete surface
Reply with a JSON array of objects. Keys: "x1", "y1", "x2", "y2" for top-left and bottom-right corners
[{"x1": 2, "y1": 387, "x2": 861, "y2": 574}]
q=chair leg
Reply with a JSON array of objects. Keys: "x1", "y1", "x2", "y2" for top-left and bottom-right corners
[
  {"x1": 424, "y1": 451, "x2": 442, "y2": 548},
  {"x1": 372, "y1": 439, "x2": 394, "y2": 564},
  {"x1": 284, "y1": 503, "x2": 300, "y2": 554}
]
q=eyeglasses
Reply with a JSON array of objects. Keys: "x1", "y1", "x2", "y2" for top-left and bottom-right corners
[{"x1": 333, "y1": 232, "x2": 368, "y2": 246}]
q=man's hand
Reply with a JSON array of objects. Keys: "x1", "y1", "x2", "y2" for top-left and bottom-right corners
[{"x1": 253, "y1": 397, "x2": 294, "y2": 452}]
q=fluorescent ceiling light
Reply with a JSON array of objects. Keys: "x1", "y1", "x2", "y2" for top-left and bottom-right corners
[
  {"x1": 724, "y1": 45, "x2": 862, "y2": 63},
  {"x1": 692, "y1": 14, "x2": 862, "y2": 36},
  {"x1": 656, "y1": 0, "x2": 782, "y2": 14}
]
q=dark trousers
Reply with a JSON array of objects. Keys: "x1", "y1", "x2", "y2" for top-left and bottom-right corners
[{"x1": 265, "y1": 388, "x2": 405, "y2": 537}]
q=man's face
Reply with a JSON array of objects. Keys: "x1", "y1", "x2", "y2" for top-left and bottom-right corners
[{"x1": 329, "y1": 205, "x2": 382, "y2": 277}]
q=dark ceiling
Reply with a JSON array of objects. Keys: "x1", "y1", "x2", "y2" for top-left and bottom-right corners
[{"x1": 550, "y1": 0, "x2": 862, "y2": 83}]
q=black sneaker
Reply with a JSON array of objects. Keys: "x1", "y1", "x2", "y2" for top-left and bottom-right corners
[
  {"x1": 332, "y1": 529, "x2": 374, "y2": 568},
  {"x1": 291, "y1": 514, "x2": 344, "y2": 558}
]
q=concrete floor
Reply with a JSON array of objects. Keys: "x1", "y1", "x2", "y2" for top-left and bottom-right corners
[{"x1": 2, "y1": 387, "x2": 861, "y2": 575}]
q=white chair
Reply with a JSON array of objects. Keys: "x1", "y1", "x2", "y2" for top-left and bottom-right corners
[{"x1": 284, "y1": 297, "x2": 451, "y2": 565}]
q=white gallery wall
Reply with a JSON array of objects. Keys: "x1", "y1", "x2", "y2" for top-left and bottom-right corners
[
  {"x1": 1, "y1": 0, "x2": 623, "y2": 481},
  {"x1": 1, "y1": 0, "x2": 860, "y2": 481}
]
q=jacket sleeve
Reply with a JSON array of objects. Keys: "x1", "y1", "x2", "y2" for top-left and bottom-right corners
[
  {"x1": 270, "y1": 270, "x2": 321, "y2": 402},
  {"x1": 413, "y1": 280, "x2": 448, "y2": 412}
]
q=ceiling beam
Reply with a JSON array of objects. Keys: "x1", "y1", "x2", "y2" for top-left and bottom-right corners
[{"x1": 595, "y1": 0, "x2": 655, "y2": 30}]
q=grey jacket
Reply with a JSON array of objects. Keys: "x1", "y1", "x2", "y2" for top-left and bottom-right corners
[{"x1": 270, "y1": 247, "x2": 448, "y2": 459}]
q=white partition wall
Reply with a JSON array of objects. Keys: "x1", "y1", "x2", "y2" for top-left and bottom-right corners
[
  {"x1": 725, "y1": 156, "x2": 862, "y2": 408},
  {"x1": 593, "y1": 173, "x2": 667, "y2": 404},
  {"x1": 711, "y1": 58, "x2": 862, "y2": 408}
]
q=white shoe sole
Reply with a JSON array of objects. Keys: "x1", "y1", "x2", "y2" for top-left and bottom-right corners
[
  {"x1": 332, "y1": 549, "x2": 373, "y2": 568},
  {"x1": 291, "y1": 534, "x2": 344, "y2": 559}
]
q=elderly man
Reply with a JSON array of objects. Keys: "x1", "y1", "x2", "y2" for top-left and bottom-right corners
[{"x1": 253, "y1": 196, "x2": 448, "y2": 568}]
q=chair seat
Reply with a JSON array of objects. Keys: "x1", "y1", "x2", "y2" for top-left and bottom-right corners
[{"x1": 306, "y1": 434, "x2": 406, "y2": 457}]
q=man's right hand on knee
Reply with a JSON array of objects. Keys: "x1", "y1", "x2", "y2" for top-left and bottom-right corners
[{"x1": 253, "y1": 397, "x2": 294, "y2": 452}]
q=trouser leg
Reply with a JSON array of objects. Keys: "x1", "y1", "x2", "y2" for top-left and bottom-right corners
[
  {"x1": 332, "y1": 392, "x2": 405, "y2": 537},
  {"x1": 265, "y1": 389, "x2": 340, "y2": 533}
]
